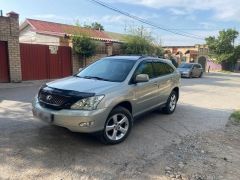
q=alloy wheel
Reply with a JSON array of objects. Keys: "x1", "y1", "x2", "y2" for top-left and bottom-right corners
[
  {"x1": 169, "y1": 94, "x2": 177, "y2": 111},
  {"x1": 105, "y1": 113, "x2": 129, "y2": 141}
]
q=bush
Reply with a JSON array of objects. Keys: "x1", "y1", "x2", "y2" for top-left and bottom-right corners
[
  {"x1": 72, "y1": 35, "x2": 96, "y2": 66},
  {"x1": 121, "y1": 35, "x2": 163, "y2": 57},
  {"x1": 231, "y1": 110, "x2": 240, "y2": 123}
]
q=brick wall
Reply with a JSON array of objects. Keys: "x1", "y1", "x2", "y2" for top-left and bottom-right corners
[
  {"x1": 0, "y1": 12, "x2": 21, "y2": 82},
  {"x1": 71, "y1": 52, "x2": 107, "y2": 74}
]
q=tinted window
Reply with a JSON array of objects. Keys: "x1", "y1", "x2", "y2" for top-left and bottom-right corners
[
  {"x1": 196, "y1": 64, "x2": 202, "y2": 68},
  {"x1": 76, "y1": 58, "x2": 136, "y2": 82},
  {"x1": 135, "y1": 62, "x2": 154, "y2": 78},
  {"x1": 153, "y1": 62, "x2": 174, "y2": 77},
  {"x1": 193, "y1": 64, "x2": 200, "y2": 68}
]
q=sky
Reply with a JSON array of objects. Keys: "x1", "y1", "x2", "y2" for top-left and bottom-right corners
[{"x1": 1, "y1": 0, "x2": 240, "y2": 46}]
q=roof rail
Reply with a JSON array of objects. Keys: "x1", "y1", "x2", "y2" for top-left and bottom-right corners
[{"x1": 138, "y1": 55, "x2": 149, "y2": 59}]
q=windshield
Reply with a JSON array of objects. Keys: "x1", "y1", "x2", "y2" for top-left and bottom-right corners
[
  {"x1": 179, "y1": 63, "x2": 193, "y2": 68},
  {"x1": 76, "y1": 58, "x2": 136, "y2": 82}
]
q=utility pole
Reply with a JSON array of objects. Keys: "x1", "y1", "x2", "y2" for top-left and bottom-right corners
[{"x1": 140, "y1": 25, "x2": 143, "y2": 38}]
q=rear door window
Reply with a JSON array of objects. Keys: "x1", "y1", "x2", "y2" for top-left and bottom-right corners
[{"x1": 153, "y1": 61, "x2": 174, "y2": 77}]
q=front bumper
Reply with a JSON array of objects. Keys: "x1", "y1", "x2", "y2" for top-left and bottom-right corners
[
  {"x1": 180, "y1": 72, "x2": 190, "y2": 77},
  {"x1": 32, "y1": 99, "x2": 110, "y2": 133}
]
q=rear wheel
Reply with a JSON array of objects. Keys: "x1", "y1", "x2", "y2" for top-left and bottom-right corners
[
  {"x1": 100, "y1": 107, "x2": 132, "y2": 145},
  {"x1": 162, "y1": 91, "x2": 178, "y2": 114}
]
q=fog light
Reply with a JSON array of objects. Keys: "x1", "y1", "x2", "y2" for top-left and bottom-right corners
[{"x1": 79, "y1": 121, "x2": 94, "y2": 127}]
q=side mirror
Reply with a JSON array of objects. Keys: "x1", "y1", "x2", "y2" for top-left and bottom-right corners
[{"x1": 135, "y1": 74, "x2": 149, "y2": 83}]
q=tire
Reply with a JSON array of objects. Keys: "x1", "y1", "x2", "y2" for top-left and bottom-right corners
[
  {"x1": 199, "y1": 72, "x2": 203, "y2": 78},
  {"x1": 100, "y1": 106, "x2": 133, "y2": 145},
  {"x1": 162, "y1": 91, "x2": 178, "y2": 114},
  {"x1": 189, "y1": 72, "x2": 193, "y2": 78}
]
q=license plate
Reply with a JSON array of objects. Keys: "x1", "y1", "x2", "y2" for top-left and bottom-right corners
[{"x1": 33, "y1": 109, "x2": 53, "y2": 123}]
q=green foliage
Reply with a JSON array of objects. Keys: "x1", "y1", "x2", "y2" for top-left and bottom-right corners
[
  {"x1": 84, "y1": 22, "x2": 104, "y2": 31},
  {"x1": 153, "y1": 46, "x2": 164, "y2": 57},
  {"x1": 121, "y1": 35, "x2": 151, "y2": 54},
  {"x1": 231, "y1": 110, "x2": 240, "y2": 123},
  {"x1": 121, "y1": 35, "x2": 163, "y2": 57},
  {"x1": 205, "y1": 29, "x2": 239, "y2": 65},
  {"x1": 120, "y1": 25, "x2": 164, "y2": 56},
  {"x1": 72, "y1": 35, "x2": 96, "y2": 58}
]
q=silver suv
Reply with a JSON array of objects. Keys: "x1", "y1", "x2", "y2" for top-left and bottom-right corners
[{"x1": 32, "y1": 56, "x2": 180, "y2": 144}]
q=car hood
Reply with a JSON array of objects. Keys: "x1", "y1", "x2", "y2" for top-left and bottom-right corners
[
  {"x1": 46, "y1": 76, "x2": 120, "y2": 94},
  {"x1": 177, "y1": 68, "x2": 190, "y2": 72}
]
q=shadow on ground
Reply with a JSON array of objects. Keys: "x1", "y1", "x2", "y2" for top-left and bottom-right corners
[
  {"x1": 181, "y1": 73, "x2": 240, "y2": 88},
  {"x1": 0, "y1": 100, "x2": 231, "y2": 179}
]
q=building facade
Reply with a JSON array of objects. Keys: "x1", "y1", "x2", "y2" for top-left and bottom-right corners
[{"x1": 163, "y1": 44, "x2": 210, "y2": 71}]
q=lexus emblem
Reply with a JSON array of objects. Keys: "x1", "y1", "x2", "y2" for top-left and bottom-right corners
[{"x1": 46, "y1": 95, "x2": 52, "y2": 101}]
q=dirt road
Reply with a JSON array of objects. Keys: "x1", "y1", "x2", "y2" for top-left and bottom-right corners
[{"x1": 0, "y1": 73, "x2": 240, "y2": 179}]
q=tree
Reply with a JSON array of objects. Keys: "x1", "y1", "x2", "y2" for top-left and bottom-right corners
[
  {"x1": 72, "y1": 35, "x2": 96, "y2": 67},
  {"x1": 121, "y1": 35, "x2": 152, "y2": 55},
  {"x1": 75, "y1": 19, "x2": 81, "y2": 27},
  {"x1": 205, "y1": 29, "x2": 239, "y2": 70},
  {"x1": 121, "y1": 26, "x2": 164, "y2": 56},
  {"x1": 153, "y1": 45, "x2": 164, "y2": 58},
  {"x1": 121, "y1": 35, "x2": 164, "y2": 56},
  {"x1": 84, "y1": 22, "x2": 104, "y2": 31}
]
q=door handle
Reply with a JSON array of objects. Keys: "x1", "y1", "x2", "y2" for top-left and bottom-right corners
[{"x1": 153, "y1": 82, "x2": 158, "y2": 86}]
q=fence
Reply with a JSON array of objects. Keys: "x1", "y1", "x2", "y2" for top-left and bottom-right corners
[{"x1": 20, "y1": 43, "x2": 72, "y2": 81}]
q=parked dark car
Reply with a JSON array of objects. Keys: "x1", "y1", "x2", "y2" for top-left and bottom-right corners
[{"x1": 177, "y1": 63, "x2": 203, "y2": 78}]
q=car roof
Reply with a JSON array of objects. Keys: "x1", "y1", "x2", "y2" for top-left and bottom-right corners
[
  {"x1": 103, "y1": 55, "x2": 171, "y2": 62},
  {"x1": 104, "y1": 55, "x2": 144, "y2": 61},
  {"x1": 182, "y1": 62, "x2": 199, "y2": 64}
]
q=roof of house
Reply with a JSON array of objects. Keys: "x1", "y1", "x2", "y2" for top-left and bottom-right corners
[
  {"x1": 105, "y1": 31, "x2": 127, "y2": 42},
  {"x1": 162, "y1": 45, "x2": 196, "y2": 48},
  {"x1": 185, "y1": 50, "x2": 198, "y2": 54},
  {"x1": 20, "y1": 19, "x2": 121, "y2": 42}
]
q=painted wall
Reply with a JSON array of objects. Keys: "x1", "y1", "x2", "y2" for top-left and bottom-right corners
[
  {"x1": 206, "y1": 60, "x2": 222, "y2": 72},
  {"x1": 19, "y1": 25, "x2": 60, "y2": 45}
]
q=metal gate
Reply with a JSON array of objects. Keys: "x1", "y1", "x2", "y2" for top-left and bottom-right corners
[
  {"x1": 20, "y1": 43, "x2": 72, "y2": 81},
  {"x1": 0, "y1": 41, "x2": 9, "y2": 82}
]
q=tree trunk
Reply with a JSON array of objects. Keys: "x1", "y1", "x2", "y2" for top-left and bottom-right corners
[{"x1": 84, "y1": 55, "x2": 86, "y2": 67}]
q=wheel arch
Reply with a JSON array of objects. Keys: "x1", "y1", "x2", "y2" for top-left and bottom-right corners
[
  {"x1": 172, "y1": 87, "x2": 179, "y2": 101},
  {"x1": 111, "y1": 101, "x2": 133, "y2": 114}
]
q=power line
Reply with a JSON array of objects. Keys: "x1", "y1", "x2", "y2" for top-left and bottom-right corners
[{"x1": 88, "y1": 0, "x2": 205, "y2": 40}]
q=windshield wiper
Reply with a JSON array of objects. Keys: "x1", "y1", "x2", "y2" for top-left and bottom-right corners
[{"x1": 82, "y1": 76, "x2": 111, "y2": 81}]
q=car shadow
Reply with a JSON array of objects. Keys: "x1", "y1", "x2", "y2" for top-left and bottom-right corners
[{"x1": 0, "y1": 100, "x2": 232, "y2": 179}]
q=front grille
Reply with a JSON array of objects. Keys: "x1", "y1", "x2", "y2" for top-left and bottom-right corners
[
  {"x1": 38, "y1": 86, "x2": 95, "y2": 110},
  {"x1": 39, "y1": 90, "x2": 68, "y2": 107}
]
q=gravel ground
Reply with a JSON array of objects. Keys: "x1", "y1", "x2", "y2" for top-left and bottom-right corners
[
  {"x1": 0, "y1": 72, "x2": 240, "y2": 179},
  {"x1": 160, "y1": 118, "x2": 240, "y2": 180}
]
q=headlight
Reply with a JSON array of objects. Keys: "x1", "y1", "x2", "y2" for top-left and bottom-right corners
[{"x1": 71, "y1": 95, "x2": 104, "y2": 110}]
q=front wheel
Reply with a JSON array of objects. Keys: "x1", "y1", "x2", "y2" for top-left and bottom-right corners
[
  {"x1": 162, "y1": 91, "x2": 178, "y2": 114},
  {"x1": 189, "y1": 72, "x2": 193, "y2": 78},
  {"x1": 100, "y1": 107, "x2": 132, "y2": 145}
]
